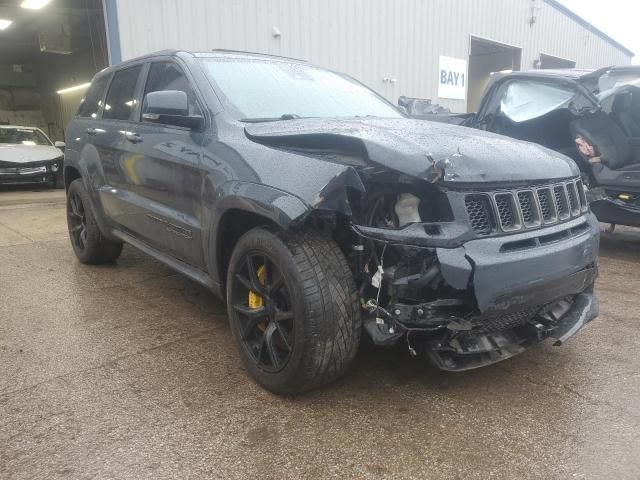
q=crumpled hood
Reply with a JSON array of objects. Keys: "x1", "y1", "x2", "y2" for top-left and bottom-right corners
[
  {"x1": 0, "y1": 144, "x2": 63, "y2": 164},
  {"x1": 245, "y1": 117, "x2": 579, "y2": 183}
]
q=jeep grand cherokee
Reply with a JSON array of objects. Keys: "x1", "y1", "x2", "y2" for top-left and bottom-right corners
[{"x1": 64, "y1": 50, "x2": 599, "y2": 394}]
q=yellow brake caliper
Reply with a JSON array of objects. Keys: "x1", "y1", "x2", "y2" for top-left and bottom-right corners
[{"x1": 248, "y1": 264, "x2": 266, "y2": 309}]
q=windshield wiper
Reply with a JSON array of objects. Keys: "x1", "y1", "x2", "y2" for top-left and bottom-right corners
[{"x1": 240, "y1": 113, "x2": 302, "y2": 123}]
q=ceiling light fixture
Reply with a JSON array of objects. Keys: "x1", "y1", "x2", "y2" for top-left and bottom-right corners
[
  {"x1": 0, "y1": 19, "x2": 12, "y2": 30},
  {"x1": 56, "y1": 82, "x2": 91, "y2": 95},
  {"x1": 21, "y1": 0, "x2": 52, "y2": 10}
]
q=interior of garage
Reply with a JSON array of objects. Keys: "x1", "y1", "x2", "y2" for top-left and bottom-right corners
[
  {"x1": 467, "y1": 37, "x2": 522, "y2": 113},
  {"x1": 0, "y1": 0, "x2": 107, "y2": 142}
]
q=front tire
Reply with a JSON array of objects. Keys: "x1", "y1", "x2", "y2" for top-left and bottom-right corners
[
  {"x1": 66, "y1": 178, "x2": 123, "y2": 264},
  {"x1": 54, "y1": 171, "x2": 64, "y2": 189},
  {"x1": 226, "y1": 228, "x2": 361, "y2": 395}
]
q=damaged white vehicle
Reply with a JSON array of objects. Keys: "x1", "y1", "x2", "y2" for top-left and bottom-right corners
[{"x1": 0, "y1": 125, "x2": 65, "y2": 188}]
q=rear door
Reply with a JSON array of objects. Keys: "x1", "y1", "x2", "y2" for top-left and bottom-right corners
[
  {"x1": 116, "y1": 59, "x2": 206, "y2": 268},
  {"x1": 66, "y1": 72, "x2": 111, "y2": 183},
  {"x1": 95, "y1": 63, "x2": 147, "y2": 231}
]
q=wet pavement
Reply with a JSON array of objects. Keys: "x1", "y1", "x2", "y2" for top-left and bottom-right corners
[{"x1": 1, "y1": 190, "x2": 639, "y2": 479}]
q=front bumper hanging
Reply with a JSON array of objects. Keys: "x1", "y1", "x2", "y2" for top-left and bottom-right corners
[{"x1": 426, "y1": 288, "x2": 598, "y2": 371}]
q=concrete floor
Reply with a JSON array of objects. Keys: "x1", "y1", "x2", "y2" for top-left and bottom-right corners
[{"x1": 1, "y1": 189, "x2": 639, "y2": 480}]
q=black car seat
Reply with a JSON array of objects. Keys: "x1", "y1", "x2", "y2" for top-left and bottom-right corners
[
  {"x1": 570, "y1": 111, "x2": 640, "y2": 188},
  {"x1": 612, "y1": 91, "x2": 640, "y2": 137}
]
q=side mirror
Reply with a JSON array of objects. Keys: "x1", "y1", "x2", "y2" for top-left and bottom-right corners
[
  {"x1": 54, "y1": 141, "x2": 66, "y2": 149},
  {"x1": 142, "y1": 90, "x2": 203, "y2": 129}
]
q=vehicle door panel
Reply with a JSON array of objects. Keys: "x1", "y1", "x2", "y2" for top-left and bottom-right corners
[
  {"x1": 116, "y1": 122, "x2": 205, "y2": 267},
  {"x1": 117, "y1": 60, "x2": 205, "y2": 268},
  {"x1": 90, "y1": 64, "x2": 148, "y2": 232}
]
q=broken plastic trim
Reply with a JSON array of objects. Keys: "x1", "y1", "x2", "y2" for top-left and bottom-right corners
[
  {"x1": 428, "y1": 288, "x2": 598, "y2": 371},
  {"x1": 351, "y1": 221, "x2": 474, "y2": 249},
  {"x1": 550, "y1": 289, "x2": 598, "y2": 346}
]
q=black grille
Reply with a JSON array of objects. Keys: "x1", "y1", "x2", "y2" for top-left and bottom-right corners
[
  {"x1": 517, "y1": 191, "x2": 536, "y2": 224},
  {"x1": 495, "y1": 194, "x2": 515, "y2": 228},
  {"x1": 472, "y1": 306, "x2": 542, "y2": 334},
  {"x1": 464, "y1": 195, "x2": 493, "y2": 235},
  {"x1": 537, "y1": 188, "x2": 554, "y2": 221},
  {"x1": 567, "y1": 183, "x2": 579, "y2": 213},
  {"x1": 576, "y1": 180, "x2": 587, "y2": 209},
  {"x1": 463, "y1": 179, "x2": 585, "y2": 236},
  {"x1": 554, "y1": 186, "x2": 569, "y2": 218}
]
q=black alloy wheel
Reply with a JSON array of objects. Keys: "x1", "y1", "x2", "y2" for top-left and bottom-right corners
[
  {"x1": 68, "y1": 192, "x2": 88, "y2": 252},
  {"x1": 231, "y1": 252, "x2": 295, "y2": 372},
  {"x1": 226, "y1": 228, "x2": 361, "y2": 395},
  {"x1": 66, "y1": 178, "x2": 123, "y2": 264}
]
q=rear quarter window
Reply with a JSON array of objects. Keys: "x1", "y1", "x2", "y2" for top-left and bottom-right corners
[{"x1": 78, "y1": 74, "x2": 110, "y2": 118}]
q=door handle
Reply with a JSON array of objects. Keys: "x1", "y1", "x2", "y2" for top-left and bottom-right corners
[
  {"x1": 85, "y1": 127, "x2": 97, "y2": 136},
  {"x1": 124, "y1": 132, "x2": 142, "y2": 144}
]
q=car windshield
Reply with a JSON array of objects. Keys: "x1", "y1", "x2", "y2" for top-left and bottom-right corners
[
  {"x1": 199, "y1": 57, "x2": 403, "y2": 121},
  {"x1": 0, "y1": 127, "x2": 51, "y2": 146}
]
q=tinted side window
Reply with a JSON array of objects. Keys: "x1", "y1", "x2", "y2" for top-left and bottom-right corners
[
  {"x1": 103, "y1": 66, "x2": 142, "y2": 121},
  {"x1": 78, "y1": 75, "x2": 110, "y2": 118},
  {"x1": 143, "y1": 62, "x2": 201, "y2": 117}
]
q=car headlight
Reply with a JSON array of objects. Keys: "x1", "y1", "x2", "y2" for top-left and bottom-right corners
[{"x1": 50, "y1": 156, "x2": 63, "y2": 172}]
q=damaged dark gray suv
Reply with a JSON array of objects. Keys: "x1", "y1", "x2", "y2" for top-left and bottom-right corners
[{"x1": 64, "y1": 50, "x2": 599, "y2": 394}]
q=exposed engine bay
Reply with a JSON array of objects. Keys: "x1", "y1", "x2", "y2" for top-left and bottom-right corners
[{"x1": 335, "y1": 172, "x2": 599, "y2": 371}]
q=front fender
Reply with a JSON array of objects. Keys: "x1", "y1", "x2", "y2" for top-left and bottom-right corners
[
  {"x1": 213, "y1": 181, "x2": 311, "y2": 227},
  {"x1": 203, "y1": 181, "x2": 312, "y2": 289},
  {"x1": 203, "y1": 169, "x2": 368, "y2": 288}
]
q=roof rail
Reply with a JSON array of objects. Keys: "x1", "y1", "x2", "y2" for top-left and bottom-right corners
[{"x1": 210, "y1": 48, "x2": 306, "y2": 62}]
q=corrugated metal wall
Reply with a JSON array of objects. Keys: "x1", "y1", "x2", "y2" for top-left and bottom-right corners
[{"x1": 114, "y1": 0, "x2": 632, "y2": 112}]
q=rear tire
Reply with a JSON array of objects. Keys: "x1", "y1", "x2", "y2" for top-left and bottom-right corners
[
  {"x1": 226, "y1": 227, "x2": 361, "y2": 395},
  {"x1": 66, "y1": 178, "x2": 123, "y2": 264}
]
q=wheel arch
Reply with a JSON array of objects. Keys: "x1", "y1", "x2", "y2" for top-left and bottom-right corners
[
  {"x1": 214, "y1": 208, "x2": 280, "y2": 292},
  {"x1": 208, "y1": 182, "x2": 312, "y2": 291},
  {"x1": 62, "y1": 161, "x2": 118, "y2": 243}
]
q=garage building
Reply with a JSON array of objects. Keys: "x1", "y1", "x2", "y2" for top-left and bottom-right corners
[
  {"x1": 106, "y1": 0, "x2": 634, "y2": 113},
  {"x1": 0, "y1": 0, "x2": 634, "y2": 142}
]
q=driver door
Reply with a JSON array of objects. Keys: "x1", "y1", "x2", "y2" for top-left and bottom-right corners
[{"x1": 117, "y1": 60, "x2": 207, "y2": 268}]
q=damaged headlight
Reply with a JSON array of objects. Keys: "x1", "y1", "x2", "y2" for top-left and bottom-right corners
[
  {"x1": 349, "y1": 180, "x2": 464, "y2": 344},
  {"x1": 49, "y1": 156, "x2": 63, "y2": 173},
  {"x1": 394, "y1": 193, "x2": 421, "y2": 226}
]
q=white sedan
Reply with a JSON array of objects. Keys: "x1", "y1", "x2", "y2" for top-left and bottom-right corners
[{"x1": 0, "y1": 126, "x2": 65, "y2": 188}]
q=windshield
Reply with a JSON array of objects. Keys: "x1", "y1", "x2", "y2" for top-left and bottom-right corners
[
  {"x1": 199, "y1": 58, "x2": 403, "y2": 121},
  {"x1": 0, "y1": 127, "x2": 51, "y2": 146}
]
